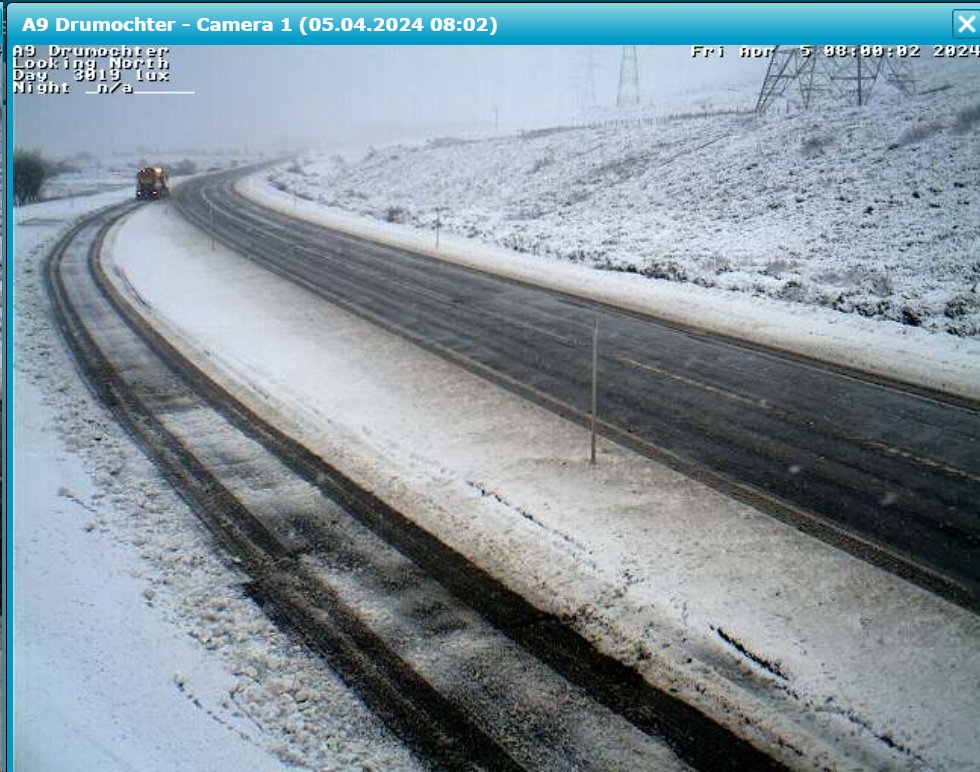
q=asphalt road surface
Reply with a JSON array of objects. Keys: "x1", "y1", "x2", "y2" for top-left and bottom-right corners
[
  {"x1": 48, "y1": 202, "x2": 789, "y2": 771},
  {"x1": 177, "y1": 170, "x2": 980, "y2": 610}
]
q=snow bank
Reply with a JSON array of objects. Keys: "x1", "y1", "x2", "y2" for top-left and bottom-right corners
[
  {"x1": 12, "y1": 191, "x2": 421, "y2": 770},
  {"x1": 109, "y1": 201, "x2": 980, "y2": 770},
  {"x1": 14, "y1": 380, "x2": 291, "y2": 772}
]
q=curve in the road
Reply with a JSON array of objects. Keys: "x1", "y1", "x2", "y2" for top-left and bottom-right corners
[
  {"x1": 47, "y1": 204, "x2": 793, "y2": 769},
  {"x1": 177, "y1": 169, "x2": 980, "y2": 612}
]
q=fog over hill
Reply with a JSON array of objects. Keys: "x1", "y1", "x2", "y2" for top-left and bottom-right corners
[{"x1": 15, "y1": 45, "x2": 763, "y2": 156}]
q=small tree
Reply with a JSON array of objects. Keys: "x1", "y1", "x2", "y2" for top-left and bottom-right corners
[{"x1": 13, "y1": 150, "x2": 48, "y2": 205}]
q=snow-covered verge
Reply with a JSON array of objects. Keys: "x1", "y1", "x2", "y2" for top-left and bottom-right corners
[
  {"x1": 109, "y1": 201, "x2": 980, "y2": 770},
  {"x1": 240, "y1": 171, "x2": 980, "y2": 403},
  {"x1": 12, "y1": 192, "x2": 422, "y2": 770}
]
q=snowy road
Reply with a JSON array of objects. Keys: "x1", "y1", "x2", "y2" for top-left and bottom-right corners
[
  {"x1": 178, "y1": 168, "x2": 980, "y2": 612},
  {"x1": 42, "y1": 198, "x2": 788, "y2": 769}
]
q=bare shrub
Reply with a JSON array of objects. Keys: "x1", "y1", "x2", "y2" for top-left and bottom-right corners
[
  {"x1": 800, "y1": 134, "x2": 833, "y2": 158},
  {"x1": 945, "y1": 292, "x2": 980, "y2": 319},
  {"x1": 592, "y1": 153, "x2": 648, "y2": 182},
  {"x1": 866, "y1": 271, "x2": 894, "y2": 297},
  {"x1": 895, "y1": 120, "x2": 943, "y2": 146},
  {"x1": 530, "y1": 155, "x2": 553, "y2": 173},
  {"x1": 954, "y1": 103, "x2": 980, "y2": 133},
  {"x1": 779, "y1": 280, "x2": 807, "y2": 302},
  {"x1": 384, "y1": 206, "x2": 407, "y2": 223},
  {"x1": 762, "y1": 258, "x2": 791, "y2": 277}
]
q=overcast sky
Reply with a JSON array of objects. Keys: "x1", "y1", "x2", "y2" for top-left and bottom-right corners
[{"x1": 15, "y1": 46, "x2": 765, "y2": 158}]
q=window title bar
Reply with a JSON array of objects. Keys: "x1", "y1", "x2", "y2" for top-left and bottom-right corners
[{"x1": 6, "y1": 3, "x2": 979, "y2": 45}]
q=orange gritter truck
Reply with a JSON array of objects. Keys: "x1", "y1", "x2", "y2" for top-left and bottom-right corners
[{"x1": 136, "y1": 166, "x2": 170, "y2": 200}]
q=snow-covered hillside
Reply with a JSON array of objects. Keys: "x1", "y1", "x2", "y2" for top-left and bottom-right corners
[{"x1": 271, "y1": 58, "x2": 980, "y2": 337}]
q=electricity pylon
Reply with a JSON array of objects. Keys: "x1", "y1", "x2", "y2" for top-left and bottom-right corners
[
  {"x1": 756, "y1": 46, "x2": 916, "y2": 113},
  {"x1": 617, "y1": 45, "x2": 640, "y2": 108}
]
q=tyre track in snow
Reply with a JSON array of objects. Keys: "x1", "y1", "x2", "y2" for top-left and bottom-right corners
[
  {"x1": 178, "y1": 168, "x2": 980, "y2": 614},
  {"x1": 46, "y1": 204, "x2": 788, "y2": 768}
]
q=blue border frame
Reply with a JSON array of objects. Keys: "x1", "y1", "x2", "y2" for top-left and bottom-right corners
[
  {"x1": 3, "y1": 2, "x2": 9, "y2": 768},
  {"x1": 3, "y1": 3, "x2": 978, "y2": 770}
]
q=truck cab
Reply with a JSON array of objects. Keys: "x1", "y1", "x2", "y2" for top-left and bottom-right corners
[{"x1": 136, "y1": 166, "x2": 170, "y2": 200}]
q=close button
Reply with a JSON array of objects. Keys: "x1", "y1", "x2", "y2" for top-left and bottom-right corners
[{"x1": 954, "y1": 9, "x2": 979, "y2": 36}]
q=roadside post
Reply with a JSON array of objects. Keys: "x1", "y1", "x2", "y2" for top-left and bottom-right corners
[{"x1": 591, "y1": 312, "x2": 599, "y2": 465}]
